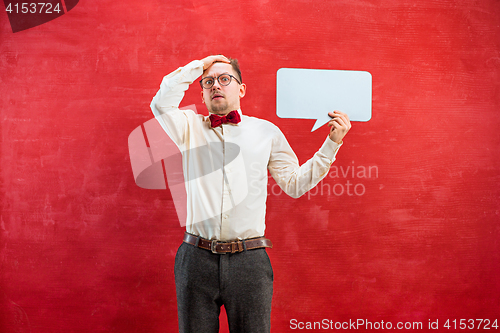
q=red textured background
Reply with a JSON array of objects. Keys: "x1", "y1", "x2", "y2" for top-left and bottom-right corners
[{"x1": 1, "y1": 0, "x2": 499, "y2": 332}]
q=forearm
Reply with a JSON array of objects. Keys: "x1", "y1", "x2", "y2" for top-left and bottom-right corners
[
  {"x1": 150, "y1": 60, "x2": 204, "y2": 116},
  {"x1": 270, "y1": 137, "x2": 342, "y2": 198}
]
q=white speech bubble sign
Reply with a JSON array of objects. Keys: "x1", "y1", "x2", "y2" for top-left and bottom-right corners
[{"x1": 277, "y1": 68, "x2": 372, "y2": 131}]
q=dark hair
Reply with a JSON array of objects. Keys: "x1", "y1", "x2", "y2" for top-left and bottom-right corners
[{"x1": 228, "y1": 58, "x2": 242, "y2": 83}]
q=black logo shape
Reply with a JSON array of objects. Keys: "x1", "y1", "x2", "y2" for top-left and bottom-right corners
[{"x1": 4, "y1": 0, "x2": 79, "y2": 33}]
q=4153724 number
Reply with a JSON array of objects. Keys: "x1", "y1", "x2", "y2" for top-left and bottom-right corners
[
  {"x1": 5, "y1": 3, "x2": 62, "y2": 14},
  {"x1": 444, "y1": 319, "x2": 498, "y2": 330}
]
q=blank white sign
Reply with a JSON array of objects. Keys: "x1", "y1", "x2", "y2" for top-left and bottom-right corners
[{"x1": 276, "y1": 68, "x2": 372, "y2": 131}]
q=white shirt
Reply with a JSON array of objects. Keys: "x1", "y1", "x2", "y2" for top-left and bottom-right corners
[{"x1": 150, "y1": 60, "x2": 342, "y2": 241}]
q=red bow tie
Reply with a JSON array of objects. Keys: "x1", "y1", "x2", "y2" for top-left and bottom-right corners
[{"x1": 209, "y1": 110, "x2": 241, "y2": 128}]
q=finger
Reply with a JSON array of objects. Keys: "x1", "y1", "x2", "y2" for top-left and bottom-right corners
[
  {"x1": 328, "y1": 114, "x2": 343, "y2": 124},
  {"x1": 329, "y1": 116, "x2": 347, "y2": 129},
  {"x1": 335, "y1": 117, "x2": 347, "y2": 129},
  {"x1": 328, "y1": 111, "x2": 349, "y2": 124},
  {"x1": 328, "y1": 110, "x2": 344, "y2": 117},
  {"x1": 329, "y1": 111, "x2": 351, "y2": 123},
  {"x1": 214, "y1": 55, "x2": 230, "y2": 63},
  {"x1": 336, "y1": 115, "x2": 351, "y2": 130},
  {"x1": 334, "y1": 110, "x2": 348, "y2": 117},
  {"x1": 337, "y1": 111, "x2": 351, "y2": 124},
  {"x1": 328, "y1": 119, "x2": 343, "y2": 130},
  {"x1": 329, "y1": 121, "x2": 343, "y2": 134},
  {"x1": 202, "y1": 55, "x2": 230, "y2": 70},
  {"x1": 331, "y1": 113, "x2": 351, "y2": 130},
  {"x1": 337, "y1": 112, "x2": 351, "y2": 128},
  {"x1": 327, "y1": 116, "x2": 344, "y2": 126}
]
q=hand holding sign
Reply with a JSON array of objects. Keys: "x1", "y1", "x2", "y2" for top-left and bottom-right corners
[
  {"x1": 276, "y1": 68, "x2": 372, "y2": 132},
  {"x1": 328, "y1": 110, "x2": 351, "y2": 144}
]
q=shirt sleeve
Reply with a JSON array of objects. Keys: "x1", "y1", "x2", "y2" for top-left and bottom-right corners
[
  {"x1": 268, "y1": 129, "x2": 342, "y2": 198},
  {"x1": 149, "y1": 60, "x2": 204, "y2": 147}
]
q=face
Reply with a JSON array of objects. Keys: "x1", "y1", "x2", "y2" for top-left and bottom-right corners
[{"x1": 201, "y1": 62, "x2": 246, "y2": 115}]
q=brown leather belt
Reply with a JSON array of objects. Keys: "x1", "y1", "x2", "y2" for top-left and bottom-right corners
[{"x1": 183, "y1": 232, "x2": 273, "y2": 254}]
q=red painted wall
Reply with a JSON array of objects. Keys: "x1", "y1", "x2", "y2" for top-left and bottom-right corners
[{"x1": 1, "y1": 0, "x2": 499, "y2": 332}]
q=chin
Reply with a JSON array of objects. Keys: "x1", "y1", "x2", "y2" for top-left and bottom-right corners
[
  {"x1": 210, "y1": 105, "x2": 229, "y2": 114},
  {"x1": 210, "y1": 110, "x2": 229, "y2": 116}
]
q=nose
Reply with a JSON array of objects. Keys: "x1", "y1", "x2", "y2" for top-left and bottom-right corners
[{"x1": 211, "y1": 78, "x2": 222, "y2": 90}]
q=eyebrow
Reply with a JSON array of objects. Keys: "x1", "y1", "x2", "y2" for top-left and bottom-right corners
[{"x1": 203, "y1": 72, "x2": 230, "y2": 78}]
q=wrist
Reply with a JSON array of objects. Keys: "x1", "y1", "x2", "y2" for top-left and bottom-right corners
[{"x1": 329, "y1": 135, "x2": 343, "y2": 144}]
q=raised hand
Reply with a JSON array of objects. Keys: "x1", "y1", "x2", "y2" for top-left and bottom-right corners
[
  {"x1": 201, "y1": 55, "x2": 230, "y2": 71},
  {"x1": 327, "y1": 110, "x2": 351, "y2": 144}
]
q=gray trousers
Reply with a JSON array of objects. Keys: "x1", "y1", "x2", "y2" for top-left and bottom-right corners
[{"x1": 174, "y1": 242, "x2": 273, "y2": 333}]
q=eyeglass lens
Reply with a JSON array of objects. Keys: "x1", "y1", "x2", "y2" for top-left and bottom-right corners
[{"x1": 202, "y1": 74, "x2": 233, "y2": 89}]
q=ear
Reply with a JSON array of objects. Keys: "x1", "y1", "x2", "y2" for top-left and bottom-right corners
[
  {"x1": 239, "y1": 83, "x2": 246, "y2": 99},
  {"x1": 201, "y1": 89, "x2": 205, "y2": 103}
]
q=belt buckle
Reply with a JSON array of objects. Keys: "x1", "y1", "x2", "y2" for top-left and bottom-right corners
[{"x1": 211, "y1": 240, "x2": 224, "y2": 254}]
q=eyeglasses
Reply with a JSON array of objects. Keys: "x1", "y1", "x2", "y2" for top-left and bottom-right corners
[{"x1": 199, "y1": 74, "x2": 241, "y2": 89}]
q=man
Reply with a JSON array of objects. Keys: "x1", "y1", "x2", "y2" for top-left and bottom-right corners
[{"x1": 150, "y1": 55, "x2": 351, "y2": 333}]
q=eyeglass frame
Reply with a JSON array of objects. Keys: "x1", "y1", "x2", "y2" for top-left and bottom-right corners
[{"x1": 199, "y1": 74, "x2": 241, "y2": 89}]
